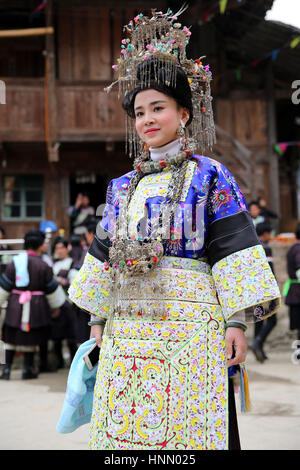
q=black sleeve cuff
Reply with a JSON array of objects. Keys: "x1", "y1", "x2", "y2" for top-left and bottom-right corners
[
  {"x1": 45, "y1": 277, "x2": 59, "y2": 294},
  {"x1": 207, "y1": 211, "x2": 260, "y2": 266},
  {"x1": 0, "y1": 273, "x2": 13, "y2": 292},
  {"x1": 88, "y1": 229, "x2": 112, "y2": 262}
]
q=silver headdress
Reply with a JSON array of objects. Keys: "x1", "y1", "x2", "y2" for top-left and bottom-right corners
[{"x1": 104, "y1": 6, "x2": 216, "y2": 157}]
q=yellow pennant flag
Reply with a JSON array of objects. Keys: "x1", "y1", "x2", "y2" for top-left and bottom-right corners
[
  {"x1": 290, "y1": 37, "x2": 300, "y2": 49},
  {"x1": 220, "y1": 0, "x2": 228, "y2": 14}
]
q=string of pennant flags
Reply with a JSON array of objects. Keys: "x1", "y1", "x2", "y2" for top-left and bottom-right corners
[
  {"x1": 30, "y1": 0, "x2": 300, "y2": 82},
  {"x1": 274, "y1": 141, "x2": 300, "y2": 156},
  {"x1": 220, "y1": 0, "x2": 243, "y2": 14},
  {"x1": 30, "y1": 0, "x2": 46, "y2": 18},
  {"x1": 233, "y1": 36, "x2": 300, "y2": 81},
  {"x1": 217, "y1": 1, "x2": 300, "y2": 81},
  {"x1": 194, "y1": 1, "x2": 300, "y2": 81}
]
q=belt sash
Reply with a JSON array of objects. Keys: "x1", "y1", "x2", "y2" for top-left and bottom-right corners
[{"x1": 12, "y1": 289, "x2": 44, "y2": 332}]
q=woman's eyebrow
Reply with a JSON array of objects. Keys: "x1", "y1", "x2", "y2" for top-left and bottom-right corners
[
  {"x1": 150, "y1": 100, "x2": 167, "y2": 106},
  {"x1": 134, "y1": 100, "x2": 167, "y2": 111}
]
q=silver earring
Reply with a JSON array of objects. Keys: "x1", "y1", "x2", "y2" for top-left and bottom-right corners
[{"x1": 176, "y1": 119, "x2": 186, "y2": 137}]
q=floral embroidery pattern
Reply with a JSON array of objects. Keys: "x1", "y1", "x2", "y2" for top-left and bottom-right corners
[
  {"x1": 88, "y1": 257, "x2": 228, "y2": 450},
  {"x1": 212, "y1": 244, "x2": 281, "y2": 322},
  {"x1": 68, "y1": 253, "x2": 111, "y2": 319},
  {"x1": 100, "y1": 156, "x2": 249, "y2": 260},
  {"x1": 209, "y1": 186, "x2": 232, "y2": 215},
  {"x1": 127, "y1": 162, "x2": 196, "y2": 239},
  {"x1": 207, "y1": 168, "x2": 247, "y2": 218}
]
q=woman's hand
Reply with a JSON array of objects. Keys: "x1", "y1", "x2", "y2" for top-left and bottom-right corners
[
  {"x1": 75, "y1": 193, "x2": 83, "y2": 208},
  {"x1": 90, "y1": 324, "x2": 104, "y2": 348},
  {"x1": 226, "y1": 327, "x2": 247, "y2": 367},
  {"x1": 56, "y1": 276, "x2": 68, "y2": 286}
]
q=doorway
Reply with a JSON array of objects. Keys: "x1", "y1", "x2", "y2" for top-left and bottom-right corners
[{"x1": 69, "y1": 172, "x2": 107, "y2": 227}]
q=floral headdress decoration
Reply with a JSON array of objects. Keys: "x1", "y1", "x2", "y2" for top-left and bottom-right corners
[{"x1": 105, "y1": 6, "x2": 216, "y2": 158}]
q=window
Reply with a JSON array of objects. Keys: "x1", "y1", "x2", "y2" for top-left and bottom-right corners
[{"x1": 2, "y1": 175, "x2": 44, "y2": 220}]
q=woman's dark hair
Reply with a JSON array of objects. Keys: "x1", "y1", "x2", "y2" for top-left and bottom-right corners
[
  {"x1": 24, "y1": 229, "x2": 45, "y2": 250},
  {"x1": 87, "y1": 223, "x2": 97, "y2": 234},
  {"x1": 69, "y1": 239, "x2": 84, "y2": 268},
  {"x1": 0, "y1": 226, "x2": 5, "y2": 237},
  {"x1": 52, "y1": 236, "x2": 69, "y2": 253},
  {"x1": 248, "y1": 200, "x2": 260, "y2": 208},
  {"x1": 122, "y1": 59, "x2": 193, "y2": 126},
  {"x1": 70, "y1": 234, "x2": 82, "y2": 247},
  {"x1": 256, "y1": 222, "x2": 273, "y2": 237}
]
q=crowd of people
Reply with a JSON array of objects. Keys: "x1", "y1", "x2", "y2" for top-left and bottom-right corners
[
  {"x1": 0, "y1": 213, "x2": 98, "y2": 380},
  {"x1": 248, "y1": 197, "x2": 279, "y2": 229},
  {"x1": 245, "y1": 197, "x2": 279, "y2": 362},
  {"x1": 246, "y1": 197, "x2": 300, "y2": 363}
]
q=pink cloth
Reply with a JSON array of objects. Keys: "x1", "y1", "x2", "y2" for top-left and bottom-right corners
[
  {"x1": 12, "y1": 290, "x2": 44, "y2": 303},
  {"x1": 12, "y1": 290, "x2": 44, "y2": 332}
]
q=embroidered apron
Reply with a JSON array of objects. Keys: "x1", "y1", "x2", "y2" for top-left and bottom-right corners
[{"x1": 89, "y1": 257, "x2": 228, "y2": 450}]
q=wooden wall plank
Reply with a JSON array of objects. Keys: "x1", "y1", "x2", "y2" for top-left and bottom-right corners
[
  {"x1": 112, "y1": 8, "x2": 122, "y2": 80},
  {"x1": 216, "y1": 99, "x2": 234, "y2": 136},
  {"x1": 73, "y1": 7, "x2": 90, "y2": 80},
  {"x1": 57, "y1": 6, "x2": 113, "y2": 81},
  {"x1": 217, "y1": 98, "x2": 267, "y2": 147},
  {"x1": 88, "y1": 9, "x2": 104, "y2": 80},
  {"x1": 57, "y1": 85, "x2": 124, "y2": 133},
  {"x1": 0, "y1": 87, "x2": 44, "y2": 137},
  {"x1": 97, "y1": 8, "x2": 111, "y2": 80},
  {"x1": 58, "y1": 7, "x2": 73, "y2": 80}
]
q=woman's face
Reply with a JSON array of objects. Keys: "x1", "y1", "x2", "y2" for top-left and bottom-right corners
[
  {"x1": 54, "y1": 242, "x2": 69, "y2": 260},
  {"x1": 134, "y1": 89, "x2": 189, "y2": 148},
  {"x1": 249, "y1": 204, "x2": 261, "y2": 219}
]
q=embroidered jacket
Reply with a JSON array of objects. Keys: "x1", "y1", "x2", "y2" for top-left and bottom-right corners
[{"x1": 69, "y1": 155, "x2": 281, "y2": 325}]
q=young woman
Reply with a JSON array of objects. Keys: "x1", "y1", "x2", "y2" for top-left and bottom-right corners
[
  {"x1": 0, "y1": 230, "x2": 65, "y2": 379},
  {"x1": 68, "y1": 9, "x2": 280, "y2": 450},
  {"x1": 51, "y1": 236, "x2": 78, "y2": 368}
]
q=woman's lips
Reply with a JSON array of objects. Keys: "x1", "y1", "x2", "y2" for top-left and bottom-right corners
[{"x1": 145, "y1": 128, "x2": 160, "y2": 135}]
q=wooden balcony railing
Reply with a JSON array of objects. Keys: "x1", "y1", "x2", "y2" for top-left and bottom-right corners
[
  {"x1": 0, "y1": 78, "x2": 125, "y2": 142},
  {"x1": 213, "y1": 124, "x2": 254, "y2": 198},
  {"x1": 0, "y1": 79, "x2": 255, "y2": 197}
]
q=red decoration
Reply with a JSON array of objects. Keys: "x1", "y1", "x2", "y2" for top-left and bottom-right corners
[{"x1": 203, "y1": 10, "x2": 211, "y2": 24}]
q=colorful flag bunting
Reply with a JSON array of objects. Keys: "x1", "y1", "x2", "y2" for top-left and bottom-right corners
[
  {"x1": 278, "y1": 143, "x2": 288, "y2": 154},
  {"x1": 290, "y1": 37, "x2": 300, "y2": 49},
  {"x1": 235, "y1": 68, "x2": 242, "y2": 81},
  {"x1": 219, "y1": 0, "x2": 228, "y2": 14},
  {"x1": 274, "y1": 141, "x2": 300, "y2": 156},
  {"x1": 274, "y1": 144, "x2": 284, "y2": 156},
  {"x1": 251, "y1": 59, "x2": 261, "y2": 67},
  {"x1": 32, "y1": 0, "x2": 46, "y2": 15},
  {"x1": 271, "y1": 49, "x2": 280, "y2": 61},
  {"x1": 203, "y1": 10, "x2": 212, "y2": 23}
]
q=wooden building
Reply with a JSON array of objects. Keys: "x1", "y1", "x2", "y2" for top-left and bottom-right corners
[{"x1": 0, "y1": 0, "x2": 299, "y2": 239}]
